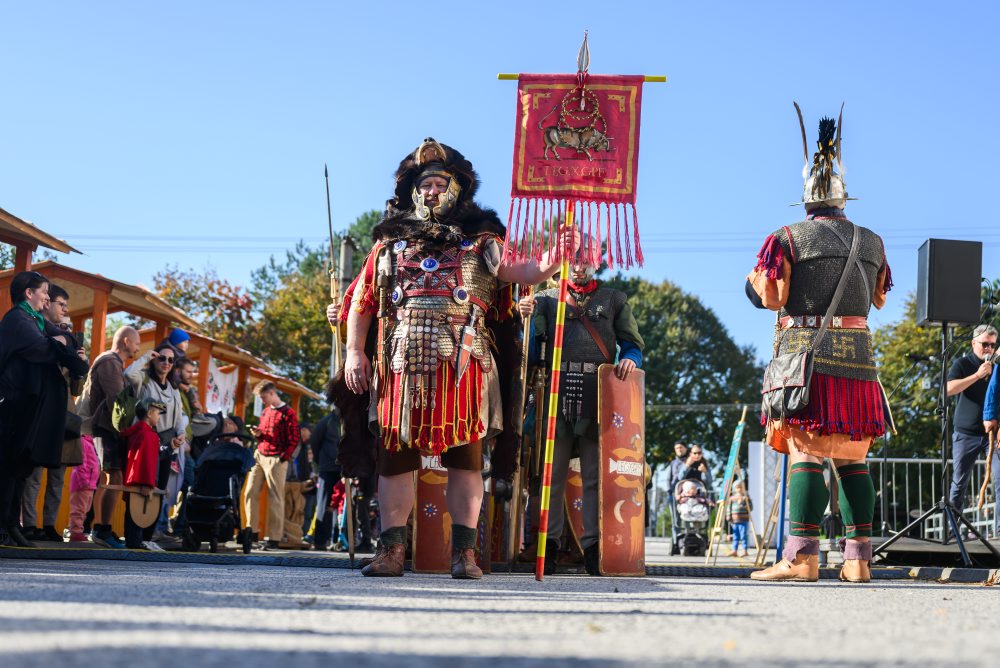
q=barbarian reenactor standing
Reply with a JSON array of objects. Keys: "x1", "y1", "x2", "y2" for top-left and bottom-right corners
[
  {"x1": 331, "y1": 138, "x2": 574, "y2": 579},
  {"x1": 518, "y1": 245, "x2": 644, "y2": 575},
  {"x1": 746, "y1": 105, "x2": 893, "y2": 583}
]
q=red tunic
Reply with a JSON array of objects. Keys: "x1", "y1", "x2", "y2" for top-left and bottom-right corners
[{"x1": 340, "y1": 237, "x2": 514, "y2": 456}]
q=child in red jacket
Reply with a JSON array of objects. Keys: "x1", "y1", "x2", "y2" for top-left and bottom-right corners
[{"x1": 122, "y1": 399, "x2": 166, "y2": 549}]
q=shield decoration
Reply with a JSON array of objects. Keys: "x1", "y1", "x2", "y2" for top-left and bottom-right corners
[{"x1": 597, "y1": 365, "x2": 646, "y2": 576}]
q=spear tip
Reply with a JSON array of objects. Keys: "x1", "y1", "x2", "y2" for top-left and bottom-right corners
[{"x1": 324, "y1": 163, "x2": 329, "y2": 178}]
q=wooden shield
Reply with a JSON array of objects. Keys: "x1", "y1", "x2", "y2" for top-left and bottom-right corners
[
  {"x1": 413, "y1": 456, "x2": 451, "y2": 573},
  {"x1": 128, "y1": 492, "x2": 163, "y2": 530},
  {"x1": 597, "y1": 365, "x2": 646, "y2": 576},
  {"x1": 412, "y1": 455, "x2": 492, "y2": 573},
  {"x1": 565, "y1": 457, "x2": 585, "y2": 552}
]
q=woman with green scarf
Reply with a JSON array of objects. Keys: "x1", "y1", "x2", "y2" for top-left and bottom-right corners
[{"x1": 0, "y1": 271, "x2": 88, "y2": 546}]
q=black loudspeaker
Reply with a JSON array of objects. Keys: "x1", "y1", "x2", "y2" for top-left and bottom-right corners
[{"x1": 916, "y1": 239, "x2": 982, "y2": 326}]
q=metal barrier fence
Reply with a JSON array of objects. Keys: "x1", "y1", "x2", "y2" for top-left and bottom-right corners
[{"x1": 869, "y1": 456, "x2": 997, "y2": 540}]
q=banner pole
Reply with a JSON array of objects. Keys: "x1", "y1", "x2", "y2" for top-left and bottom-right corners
[
  {"x1": 535, "y1": 204, "x2": 574, "y2": 581},
  {"x1": 498, "y1": 73, "x2": 667, "y2": 83}
]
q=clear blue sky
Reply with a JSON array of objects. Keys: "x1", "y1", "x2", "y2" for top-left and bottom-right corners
[{"x1": 2, "y1": 2, "x2": 997, "y2": 360}]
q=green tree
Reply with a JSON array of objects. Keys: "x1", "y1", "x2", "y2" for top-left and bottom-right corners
[
  {"x1": 602, "y1": 274, "x2": 765, "y2": 471},
  {"x1": 153, "y1": 265, "x2": 255, "y2": 346}
]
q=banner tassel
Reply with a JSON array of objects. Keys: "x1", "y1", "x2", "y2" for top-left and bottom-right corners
[
  {"x1": 503, "y1": 198, "x2": 516, "y2": 264},
  {"x1": 532, "y1": 199, "x2": 541, "y2": 261},
  {"x1": 514, "y1": 197, "x2": 528, "y2": 261},
  {"x1": 632, "y1": 205, "x2": 644, "y2": 266},
  {"x1": 615, "y1": 202, "x2": 624, "y2": 267},
  {"x1": 603, "y1": 203, "x2": 613, "y2": 269},
  {"x1": 622, "y1": 203, "x2": 634, "y2": 267}
]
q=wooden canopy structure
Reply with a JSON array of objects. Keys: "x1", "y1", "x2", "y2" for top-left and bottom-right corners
[
  {"x1": 0, "y1": 205, "x2": 79, "y2": 273},
  {"x1": 0, "y1": 260, "x2": 198, "y2": 362},
  {"x1": 136, "y1": 328, "x2": 323, "y2": 417}
]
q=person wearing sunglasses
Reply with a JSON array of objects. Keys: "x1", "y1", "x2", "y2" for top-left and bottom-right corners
[
  {"x1": 946, "y1": 324, "x2": 998, "y2": 524},
  {"x1": 125, "y1": 342, "x2": 187, "y2": 543}
]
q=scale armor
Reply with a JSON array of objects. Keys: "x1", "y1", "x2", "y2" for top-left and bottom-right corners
[
  {"x1": 381, "y1": 234, "x2": 500, "y2": 391},
  {"x1": 537, "y1": 286, "x2": 625, "y2": 422},
  {"x1": 772, "y1": 217, "x2": 886, "y2": 381}
]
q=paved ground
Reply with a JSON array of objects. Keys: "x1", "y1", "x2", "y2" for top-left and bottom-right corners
[{"x1": 0, "y1": 557, "x2": 996, "y2": 667}]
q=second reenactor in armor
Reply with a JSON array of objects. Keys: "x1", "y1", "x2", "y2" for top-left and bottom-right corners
[
  {"x1": 746, "y1": 105, "x2": 892, "y2": 583},
  {"x1": 518, "y1": 247, "x2": 644, "y2": 574}
]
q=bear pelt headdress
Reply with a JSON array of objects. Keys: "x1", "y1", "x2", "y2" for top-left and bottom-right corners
[{"x1": 371, "y1": 138, "x2": 505, "y2": 244}]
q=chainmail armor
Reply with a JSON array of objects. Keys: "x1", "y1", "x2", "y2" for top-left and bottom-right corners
[{"x1": 537, "y1": 286, "x2": 625, "y2": 420}]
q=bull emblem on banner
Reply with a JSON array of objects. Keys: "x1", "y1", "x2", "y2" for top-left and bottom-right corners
[{"x1": 539, "y1": 124, "x2": 611, "y2": 162}]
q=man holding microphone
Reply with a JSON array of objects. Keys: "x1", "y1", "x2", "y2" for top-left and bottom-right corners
[{"x1": 947, "y1": 325, "x2": 997, "y2": 520}]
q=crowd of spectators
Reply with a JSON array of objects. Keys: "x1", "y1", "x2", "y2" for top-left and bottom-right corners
[{"x1": 0, "y1": 269, "x2": 367, "y2": 553}]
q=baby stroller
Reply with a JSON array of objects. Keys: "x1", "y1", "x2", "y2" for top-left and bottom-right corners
[
  {"x1": 673, "y1": 479, "x2": 711, "y2": 557},
  {"x1": 182, "y1": 424, "x2": 255, "y2": 554}
]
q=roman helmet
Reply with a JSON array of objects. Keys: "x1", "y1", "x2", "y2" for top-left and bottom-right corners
[
  {"x1": 389, "y1": 138, "x2": 479, "y2": 221},
  {"x1": 793, "y1": 102, "x2": 856, "y2": 210}
]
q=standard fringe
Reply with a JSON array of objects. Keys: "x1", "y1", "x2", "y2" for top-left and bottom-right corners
[{"x1": 502, "y1": 197, "x2": 644, "y2": 269}]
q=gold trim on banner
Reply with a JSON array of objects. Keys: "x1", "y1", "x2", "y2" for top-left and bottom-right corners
[{"x1": 515, "y1": 83, "x2": 638, "y2": 196}]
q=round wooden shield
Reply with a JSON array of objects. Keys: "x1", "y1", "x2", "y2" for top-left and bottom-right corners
[{"x1": 128, "y1": 493, "x2": 162, "y2": 529}]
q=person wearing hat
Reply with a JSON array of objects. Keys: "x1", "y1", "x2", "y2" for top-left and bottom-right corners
[
  {"x1": 330, "y1": 138, "x2": 578, "y2": 579},
  {"x1": 167, "y1": 328, "x2": 190, "y2": 354},
  {"x1": 121, "y1": 398, "x2": 167, "y2": 550},
  {"x1": 516, "y1": 238, "x2": 644, "y2": 575},
  {"x1": 746, "y1": 104, "x2": 892, "y2": 583}
]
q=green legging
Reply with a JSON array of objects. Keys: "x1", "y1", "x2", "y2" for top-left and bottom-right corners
[
  {"x1": 789, "y1": 462, "x2": 828, "y2": 538},
  {"x1": 837, "y1": 463, "x2": 875, "y2": 538}
]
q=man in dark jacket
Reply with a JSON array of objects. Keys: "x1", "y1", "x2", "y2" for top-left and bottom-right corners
[
  {"x1": 21, "y1": 284, "x2": 80, "y2": 542},
  {"x1": 87, "y1": 326, "x2": 140, "y2": 548},
  {"x1": 309, "y1": 410, "x2": 342, "y2": 550}
]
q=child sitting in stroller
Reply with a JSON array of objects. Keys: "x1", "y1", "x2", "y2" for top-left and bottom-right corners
[
  {"x1": 182, "y1": 417, "x2": 255, "y2": 553},
  {"x1": 673, "y1": 479, "x2": 711, "y2": 556}
]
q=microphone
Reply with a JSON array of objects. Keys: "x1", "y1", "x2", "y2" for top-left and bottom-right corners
[
  {"x1": 985, "y1": 353, "x2": 993, "y2": 364},
  {"x1": 906, "y1": 353, "x2": 938, "y2": 363}
]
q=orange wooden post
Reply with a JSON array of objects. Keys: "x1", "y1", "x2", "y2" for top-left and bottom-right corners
[
  {"x1": 70, "y1": 315, "x2": 85, "y2": 333},
  {"x1": 13, "y1": 243, "x2": 34, "y2": 272},
  {"x1": 290, "y1": 392, "x2": 301, "y2": 416},
  {"x1": 90, "y1": 289, "x2": 109, "y2": 363},
  {"x1": 154, "y1": 320, "x2": 169, "y2": 344},
  {"x1": 197, "y1": 344, "x2": 212, "y2": 408},
  {"x1": 233, "y1": 364, "x2": 248, "y2": 417}
]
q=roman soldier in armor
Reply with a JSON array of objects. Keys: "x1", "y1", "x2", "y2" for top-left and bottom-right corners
[
  {"x1": 330, "y1": 138, "x2": 574, "y2": 579},
  {"x1": 746, "y1": 105, "x2": 893, "y2": 583},
  {"x1": 517, "y1": 245, "x2": 644, "y2": 575}
]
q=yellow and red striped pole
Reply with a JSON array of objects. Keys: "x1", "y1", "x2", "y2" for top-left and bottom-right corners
[{"x1": 535, "y1": 202, "x2": 575, "y2": 581}]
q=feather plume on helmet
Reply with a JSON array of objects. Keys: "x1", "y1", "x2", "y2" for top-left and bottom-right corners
[
  {"x1": 372, "y1": 137, "x2": 505, "y2": 243},
  {"x1": 792, "y1": 102, "x2": 855, "y2": 210}
]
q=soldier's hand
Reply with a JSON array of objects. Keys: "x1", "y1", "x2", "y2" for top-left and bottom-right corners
[
  {"x1": 345, "y1": 349, "x2": 372, "y2": 395},
  {"x1": 518, "y1": 297, "x2": 535, "y2": 318},
  {"x1": 985, "y1": 420, "x2": 998, "y2": 435},
  {"x1": 615, "y1": 358, "x2": 636, "y2": 380},
  {"x1": 560, "y1": 224, "x2": 582, "y2": 259},
  {"x1": 326, "y1": 303, "x2": 340, "y2": 326}
]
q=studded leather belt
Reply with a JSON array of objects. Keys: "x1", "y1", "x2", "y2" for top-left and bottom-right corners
[
  {"x1": 557, "y1": 362, "x2": 600, "y2": 373},
  {"x1": 780, "y1": 315, "x2": 867, "y2": 329}
]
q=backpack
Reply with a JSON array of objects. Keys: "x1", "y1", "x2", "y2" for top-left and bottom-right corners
[
  {"x1": 75, "y1": 351, "x2": 118, "y2": 436},
  {"x1": 111, "y1": 383, "x2": 139, "y2": 433}
]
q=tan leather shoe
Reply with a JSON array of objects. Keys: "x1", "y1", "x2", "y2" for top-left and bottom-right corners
[
  {"x1": 726, "y1": 550, "x2": 738, "y2": 557},
  {"x1": 451, "y1": 548, "x2": 483, "y2": 580},
  {"x1": 839, "y1": 559, "x2": 871, "y2": 583},
  {"x1": 361, "y1": 542, "x2": 405, "y2": 577},
  {"x1": 750, "y1": 554, "x2": 818, "y2": 582}
]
